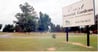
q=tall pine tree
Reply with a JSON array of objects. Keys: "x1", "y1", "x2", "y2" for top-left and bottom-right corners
[{"x1": 14, "y1": 2, "x2": 38, "y2": 32}]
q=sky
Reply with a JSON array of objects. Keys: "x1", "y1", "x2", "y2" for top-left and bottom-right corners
[{"x1": 0, "y1": 0, "x2": 98, "y2": 26}]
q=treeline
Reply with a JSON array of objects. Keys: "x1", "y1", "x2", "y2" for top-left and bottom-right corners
[
  {"x1": 0, "y1": 22, "x2": 97, "y2": 34},
  {"x1": 0, "y1": 3, "x2": 97, "y2": 34}
]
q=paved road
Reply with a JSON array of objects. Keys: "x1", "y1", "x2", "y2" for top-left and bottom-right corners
[
  {"x1": 0, "y1": 33, "x2": 52, "y2": 38},
  {"x1": 0, "y1": 33, "x2": 12, "y2": 38}
]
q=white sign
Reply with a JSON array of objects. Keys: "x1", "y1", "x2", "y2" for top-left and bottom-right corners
[{"x1": 62, "y1": 0, "x2": 95, "y2": 27}]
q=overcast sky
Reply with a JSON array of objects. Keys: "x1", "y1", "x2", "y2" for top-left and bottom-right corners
[{"x1": 0, "y1": 0, "x2": 98, "y2": 26}]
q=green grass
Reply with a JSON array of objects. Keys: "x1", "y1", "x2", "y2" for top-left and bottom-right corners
[{"x1": 0, "y1": 32, "x2": 97, "y2": 51}]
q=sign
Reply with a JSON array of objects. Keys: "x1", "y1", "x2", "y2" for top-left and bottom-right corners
[{"x1": 62, "y1": 0, "x2": 95, "y2": 27}]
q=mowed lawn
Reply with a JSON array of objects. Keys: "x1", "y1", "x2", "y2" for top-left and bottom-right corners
[{"x1": 0, "y1": 32, "x2": 97, "y2": 51}]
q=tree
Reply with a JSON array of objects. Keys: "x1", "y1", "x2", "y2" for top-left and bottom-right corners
[
  {"x1": 38, "y1": 12, "x2": 51, "y2": 32},
  {"x1": 0, "y1": 24, "x2": 2, "y2": 30},
  {"x1": 14, "y1": 24, "x2": 22, "y2": 32},
  {"x1": 55, "y1": 25, "x2": 61, "y2": 32},
  {"x1": 70, "y1": 26, "x2": 80, "y2": 32},
  {"x1": 89, "y1": 14, "x2": 98, "y2": 34},
  {"x1": 3, "y1": 24, "x2": 14, "y2": 32},
  {"x1": 50, "y1": 23, "x2": 55, "y2": 32},
  {"x1": 14, "y1": 2, "x2": 38, "y2": 32}
]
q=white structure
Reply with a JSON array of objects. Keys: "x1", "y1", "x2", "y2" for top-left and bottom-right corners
[{"x1": 62, "y1": 0, "x2": 95, "y2": 27}]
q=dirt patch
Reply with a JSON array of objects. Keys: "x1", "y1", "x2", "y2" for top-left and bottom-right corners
[
  {"x1": 47, "y1": 47, "x2": 56, "y2": 51},
  {"x1": 64, "y1": 41, "x2": 93, "y2": 48}
]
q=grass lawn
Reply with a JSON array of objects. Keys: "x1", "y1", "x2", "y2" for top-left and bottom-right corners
[{"x1": 0, "y1": 32, "x2": 97, "y2": 51}]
